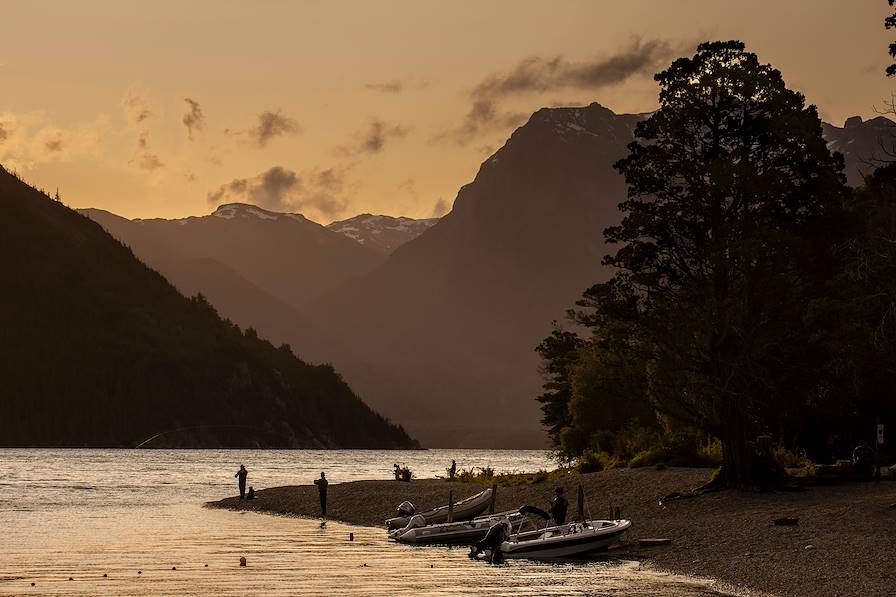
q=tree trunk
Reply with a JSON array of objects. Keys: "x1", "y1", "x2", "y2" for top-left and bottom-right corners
[{"x1": 718, "y1": 419, "x2": 755, "y2": 489}]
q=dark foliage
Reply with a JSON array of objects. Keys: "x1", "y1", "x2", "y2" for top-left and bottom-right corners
[
  {"x1": 0, "y1": 166, "x2": 416, "y2": 448},
  {"x1": 886, "y1": 0, "x2": 896, "y2": 77},
  {"x1": 538, "y1": 41, "x2": 855, "y2": 487}
]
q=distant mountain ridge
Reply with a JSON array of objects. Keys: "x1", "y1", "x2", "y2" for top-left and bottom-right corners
[
  {"x1": 76, "y1": 104, "x2": 896, "y2": 448},
  {"x1": 2, "y1": 166, "x2": 415, "y2": 448},
  {"x1": 80, "y1": 203, "x2": 384, "y2": 309},
  {"x1": 327, "y1": 214, "x2": 440, "y2": 255},
  {"x1": 822, "y1": 115, "x2": 896, "y2": 186}
]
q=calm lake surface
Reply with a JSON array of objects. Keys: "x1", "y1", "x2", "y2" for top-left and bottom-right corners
[{"x1": 0, "y1": 449, "x2": 730, "y2": 596}]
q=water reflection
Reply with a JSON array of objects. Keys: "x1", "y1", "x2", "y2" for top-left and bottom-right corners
[{"x1": 0, "y1": 450, "x2": 731, "y2": 596}]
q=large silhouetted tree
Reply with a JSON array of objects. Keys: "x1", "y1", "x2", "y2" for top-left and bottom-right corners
[{"x1": 602, "y1": 41, "x2": 848, "y2": 488}]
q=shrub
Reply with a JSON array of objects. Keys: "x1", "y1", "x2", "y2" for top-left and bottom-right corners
[
  {"x1": 392, "y1": 463, "x2": 413, "y2": 482},
  {"x1": 696, "y1": 438, "x2": 723, "y2": 467},
  {"x1": 577, "y1": 450, "x2": 620, "y2": 473},
  {"x1": 628, "y1": 448, "x2": 665, "y2": 469}
]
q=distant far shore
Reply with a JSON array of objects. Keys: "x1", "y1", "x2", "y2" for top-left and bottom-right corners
[{"x1": 207, "y1": 468, "x2": 896, "y2": 597}]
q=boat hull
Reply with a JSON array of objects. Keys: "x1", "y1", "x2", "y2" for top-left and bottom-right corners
[
  {"x1": 391, "y1": 519, "x2": 494, "y2": 545},
  {"x1": 385, "y1": 488, "x2": 493, "y2": 530},
  {"x1": 500, "y1": 520, "x2": 631, "y2": 560}
]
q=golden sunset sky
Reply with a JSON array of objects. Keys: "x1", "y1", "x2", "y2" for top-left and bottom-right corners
[{"x1": 1, "y1": 1, "x2": 892, "y2": 222}]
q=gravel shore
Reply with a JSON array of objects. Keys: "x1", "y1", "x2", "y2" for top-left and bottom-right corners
[{"x1": 207, "y1": 468, "x2": 896, "y2": 597}]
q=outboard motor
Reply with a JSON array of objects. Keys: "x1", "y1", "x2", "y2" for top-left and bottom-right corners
[{"x1": 396, "y1": 500, "x2": 415, "y2": 518}]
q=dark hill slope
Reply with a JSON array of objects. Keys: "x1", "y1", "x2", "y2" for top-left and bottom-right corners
[{"x1": 0, "y1": 166, "x2": 415, "y2": 448}]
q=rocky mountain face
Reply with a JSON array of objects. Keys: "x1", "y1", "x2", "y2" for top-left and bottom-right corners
[
  {"x1": 327, "y1": 214, "x2": 440, "y2": 255},
  {"x1": 823, "y1": 115, "x2": 896, "y2": 186},
  {"x1": 1, "y1": 167, "x2": 415, "y2": 448}
]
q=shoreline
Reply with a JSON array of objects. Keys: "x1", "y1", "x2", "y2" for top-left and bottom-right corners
[{"x1": 207, "y1": 468, "x2": 896, "y2": 597}]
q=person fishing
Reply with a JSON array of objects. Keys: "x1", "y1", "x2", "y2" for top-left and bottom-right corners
[
  {"x1": 549, "y1": 486, "x2": 568, "y2": 525},
  {"x1": 314, "y1": 471, "x2": 328, "y2": 517},
  {"x1": 235, "y1": 464, "x2": 248, "y2": 499}
]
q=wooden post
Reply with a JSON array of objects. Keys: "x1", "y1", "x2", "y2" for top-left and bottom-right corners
[
  {"x1": 448, "y1": 490, "x2": 453, "y2": 523},
  {"x1": 577, "y1": 484, "x2": 584, "y2": 521},
  {"x1": 489, "y1": 484, "x2": 497, "y2": 514}
]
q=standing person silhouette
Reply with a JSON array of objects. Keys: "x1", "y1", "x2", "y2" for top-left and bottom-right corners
[
  {"x1": 548, "y1": 486, "x2": 568, "y2": 525},
  {"x1": 449, "y1": 459, "x2": 457, "y2": 479},
  {"x1": 314, "y1": 472, "x2": 328, "y2": 517},
  {"x1": 235, "y1": 465, "x2": 248, "y2": 499}
]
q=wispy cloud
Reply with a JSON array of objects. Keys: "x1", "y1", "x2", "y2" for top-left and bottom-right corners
[
  {"x1": 44, "y1": 135, "x2": 64, "y2": 152},
  {"x1": 129, "y1": 131, "x2": 164, "y2": 172},
  {"x1": 121, "y1": 90, "x2": 152, "y2": 125},
  {"x1": 364, "y1": 78, "x2": 428, "y2": 93},
  {"x1": 472, "y1": 39, "x2": 679, "y2": 99},
  {"x1": 182, "y1": 97, "x2": 205, "y2": 140},
  {"x1": 0, "y1": 112, "x2": 104, "y2": 170},
  {"x1": 347, "y1": 119, "x2": 410, "y2": 155},
  {"x1": 436, "y1": 38, "x2": 684, "y2": 145},
  {"x1": 430, "y1": 197, "x2": 451, "y2": 217},
  {"x1": 432, "y1": 99, "x2": 527, "y2": 146},
  {"x1": 249, "y1": 109, "x2": 301, "y2": 148},
  {"x1": 207, "y1": 165, "x2": 352, "y2": 220},
  {"x1": 136, "y1": 151, "x2": 164, "y2": 172}
]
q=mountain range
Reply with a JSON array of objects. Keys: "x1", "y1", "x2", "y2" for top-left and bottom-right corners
[
  {"x1": 80, "y1": 103, "x2": 896, "y2": 448},
  {"x1": 0, "y1": 166, "x2": 415, "y2": 448}
]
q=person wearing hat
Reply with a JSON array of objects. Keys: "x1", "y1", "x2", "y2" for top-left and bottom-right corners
[{"x1": 548, "y1": 486, "x2": 568, "y2": 525}]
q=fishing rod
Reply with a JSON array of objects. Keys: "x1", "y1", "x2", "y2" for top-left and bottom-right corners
[{"x1": 133, "y1": 424, "x2": 276, "y2": 448}]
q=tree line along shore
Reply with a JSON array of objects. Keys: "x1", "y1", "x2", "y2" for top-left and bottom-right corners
[{"x1": 207, "y1": 468, "x2": 896, "y2": 597}]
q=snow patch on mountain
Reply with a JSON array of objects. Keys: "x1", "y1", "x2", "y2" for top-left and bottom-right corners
[{"x1": 327, "y1": 214, "x2": 440, "y2": 254}]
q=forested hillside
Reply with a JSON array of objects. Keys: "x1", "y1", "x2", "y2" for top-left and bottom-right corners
[{"x1": 0, "y1": 166, "x2": 415, "y2": 449}]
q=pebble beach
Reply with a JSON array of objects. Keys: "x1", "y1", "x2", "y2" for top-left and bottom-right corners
[{"x1": 208, "y1": 468, "x2": 896, "y2": 597}]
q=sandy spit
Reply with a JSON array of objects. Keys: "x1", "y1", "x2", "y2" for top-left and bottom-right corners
[{"x1": 207, "y1": 468, "x2": 896, "y2": 597}]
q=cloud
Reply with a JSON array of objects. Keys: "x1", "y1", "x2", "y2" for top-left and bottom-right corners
[
  {"x1": 137, "y1": 152, "x2": 164, "y2": 171},
  {"x1": 437, "y1": 38, "x2": 684, "y2": 145},
  {"x1": 430, "y1": 197, "x2": 450, "y2": 217},
  {"x1": 207, "y1": 165, "x2": 351, "y2": 219},
  {"x1": 182, "y1": 97, "x2": 205, "y2": 140},
  {"x1": 365, "y1": 80, "x2": 404, "y2": 93},
  {"x1": 130, "y1": 131, "x2": 164, "y2": 172},
  {"x1": 364, "y1": 79, "x2": 428, "y2": 93},
  {"x1": 121, "y1": 91, "x2": 152, "y2": 125},
  {"x1": 472, "y1": 38, "x2": 680, "y2": 99},
  {"x1": 357, "y1": 119, "x2": 410, "y2": 154},
  {"x1": 44, "y1": 136, "x2": 64, "y2": 152},
  {"x1": 432, "y1": 99, "x2": 527, "y2": 145},
  {"x1": 249, "y1": 109, "x2": 301, "y2": 148},
  {"x1": 0, "y1": 113, "x2": 104, "y2": 170}
]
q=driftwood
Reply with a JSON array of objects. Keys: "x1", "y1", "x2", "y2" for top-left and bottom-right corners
[{"x1": 638, "y1": 538, "x2": 672, "y2": 546}]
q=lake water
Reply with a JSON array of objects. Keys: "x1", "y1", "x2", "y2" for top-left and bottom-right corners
[{"x1": 0, "y1": 449, "x2": 731, "y2": 596}]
